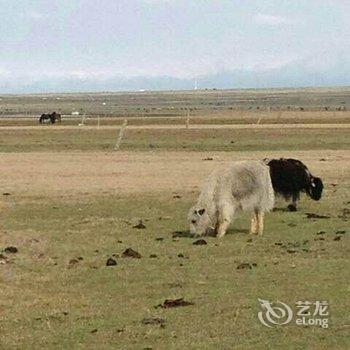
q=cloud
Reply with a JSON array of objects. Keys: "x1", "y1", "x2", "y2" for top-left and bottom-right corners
[
  {"x1": 141, "y1": 0, "x2": 176, "y2": 5},
  {"x1": 0, "y1": 68, "x2": 10, "y2": 76},
  {"x1": 22, "y1": 10, "x2": 47, "y2": 20},
  {"x1": 69, "y1": 70, "x2": 111, "y2": 79},
  {"x1": 254, "y1": 14, "x2": 300, "y2": 26}
]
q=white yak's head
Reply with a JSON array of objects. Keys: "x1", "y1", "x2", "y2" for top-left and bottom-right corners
[{"x1": 188, "y1": 207, "x2": 211, "y2": 236}]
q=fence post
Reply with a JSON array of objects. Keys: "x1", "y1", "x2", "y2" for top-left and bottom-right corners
[
  {"x1": 114, "y1": 119, "x2": 128, "y2": 150},
  {"x1": 186, "y1": 109, "x2": 190, "y2": 129}
]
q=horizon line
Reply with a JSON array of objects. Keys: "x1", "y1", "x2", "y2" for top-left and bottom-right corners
[{"x1": 1, "y1": 84, "x2": 350, "y2": 97}]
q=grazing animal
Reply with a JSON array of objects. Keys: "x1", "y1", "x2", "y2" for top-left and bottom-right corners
[
  {"x1": 39, "y1": 113, "x2": 51, "y2": 124},
  {"x1": 266, "y1": 158, "x2": 323, "y2": 211},
  {"x1": 52, "y1": 112, "x2": 61, "y2": 124},
  {"x1": 39, "y1": 112, "x2": 61, "y2": 124},
  {"x1": 188, "y1": 160, "x2": 274, "y2": 237}
]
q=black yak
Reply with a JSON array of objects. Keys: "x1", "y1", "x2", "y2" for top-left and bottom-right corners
[
  {"x1": 39, "y1": 112, "x2": 61, "y2": 124},
  {"x1": 266, "y1": 158, "x2": 323, "y2": 211}
]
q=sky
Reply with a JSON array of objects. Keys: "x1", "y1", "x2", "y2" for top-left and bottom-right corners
[{"x1": 1, "y1": 0, "x2": 350, "y2": 93}]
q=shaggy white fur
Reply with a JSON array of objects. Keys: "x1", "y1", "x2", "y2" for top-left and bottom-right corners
[{"x1": 188, "y1": 160, "x2": 274, "y2": 237}]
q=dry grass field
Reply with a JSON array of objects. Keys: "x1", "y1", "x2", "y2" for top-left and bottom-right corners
[
  {"x1": 0, "y1": 89, "x2": 349, "y2": 349},
  {"x1": 1, "y1": 87, "x2": 350, "y2": 117}
]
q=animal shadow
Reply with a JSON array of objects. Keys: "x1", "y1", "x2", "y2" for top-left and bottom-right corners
[
  {"x1": 172, "y1": 230, "x2": 194, "y2": 238},
  {"x1": 172, "y1": 229, "x2": 216, "y2": 239},
  {"x1": 226, "y1": 228, "x2": 250, "y2": 235},
  {"x1": 273, "y1": 207, "x2": 293, "y2": 213},
  {"x1": 172, "y1": 228, "x2": 250, "y2": 239}
]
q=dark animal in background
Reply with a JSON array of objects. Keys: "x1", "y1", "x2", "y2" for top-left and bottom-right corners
[
  {"x1": 39, "y1": 114, "x2": 51, "y2": 123},
  {"x1": 52, "y1": 112, "x2": 61, "y2": 124},
  {"x1": 265, "y1": 158, "x2": 323, "y2": 211},
  {"x1": 39, "y1": 112, "x2": 61, "y2": 124}
]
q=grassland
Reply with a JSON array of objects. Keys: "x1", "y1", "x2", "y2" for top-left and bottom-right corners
[
  {"x1": 0, "y1": 89, "x2": 350, "y2": 349},
  {"x1": 1, "y1": 124, "x2": 350, "y2": 153},
  {"x1": 1, "y1": 112, "x2": 349, "y2": 127},
  {"x1": 1, "y1": 87, "x2": 350, "y2": 117},
  {"x1": 1, "y1": 191, "x2": 349, "y2": 349}
]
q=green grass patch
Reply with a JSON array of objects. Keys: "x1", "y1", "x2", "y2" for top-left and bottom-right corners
[
  {"x1": 1, "y1": 127, "x2": 350, "y2": 153},
  {"x1": 1, "y1": 191, "x2": 349, "y2": 349}
]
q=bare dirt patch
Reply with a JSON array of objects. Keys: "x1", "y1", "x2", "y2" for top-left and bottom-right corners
[{"x1": 1, "y1": 150, "x2": 349, "y2": 198}]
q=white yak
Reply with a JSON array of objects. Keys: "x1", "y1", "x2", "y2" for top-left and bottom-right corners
[{"x1": 188, "y1": 160, "x2": 274, "y2": 237}]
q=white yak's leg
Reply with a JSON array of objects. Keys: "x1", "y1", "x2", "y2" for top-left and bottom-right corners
[
  {"x1": 216, "y1": 203, "x2": 235, "y2": 238},
  {"x1": 257, "y1": 211, "x2": 265, "y2": 235},
  {"x1": 250, "y1": 210, "x2": 259, "y2": 235}
]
